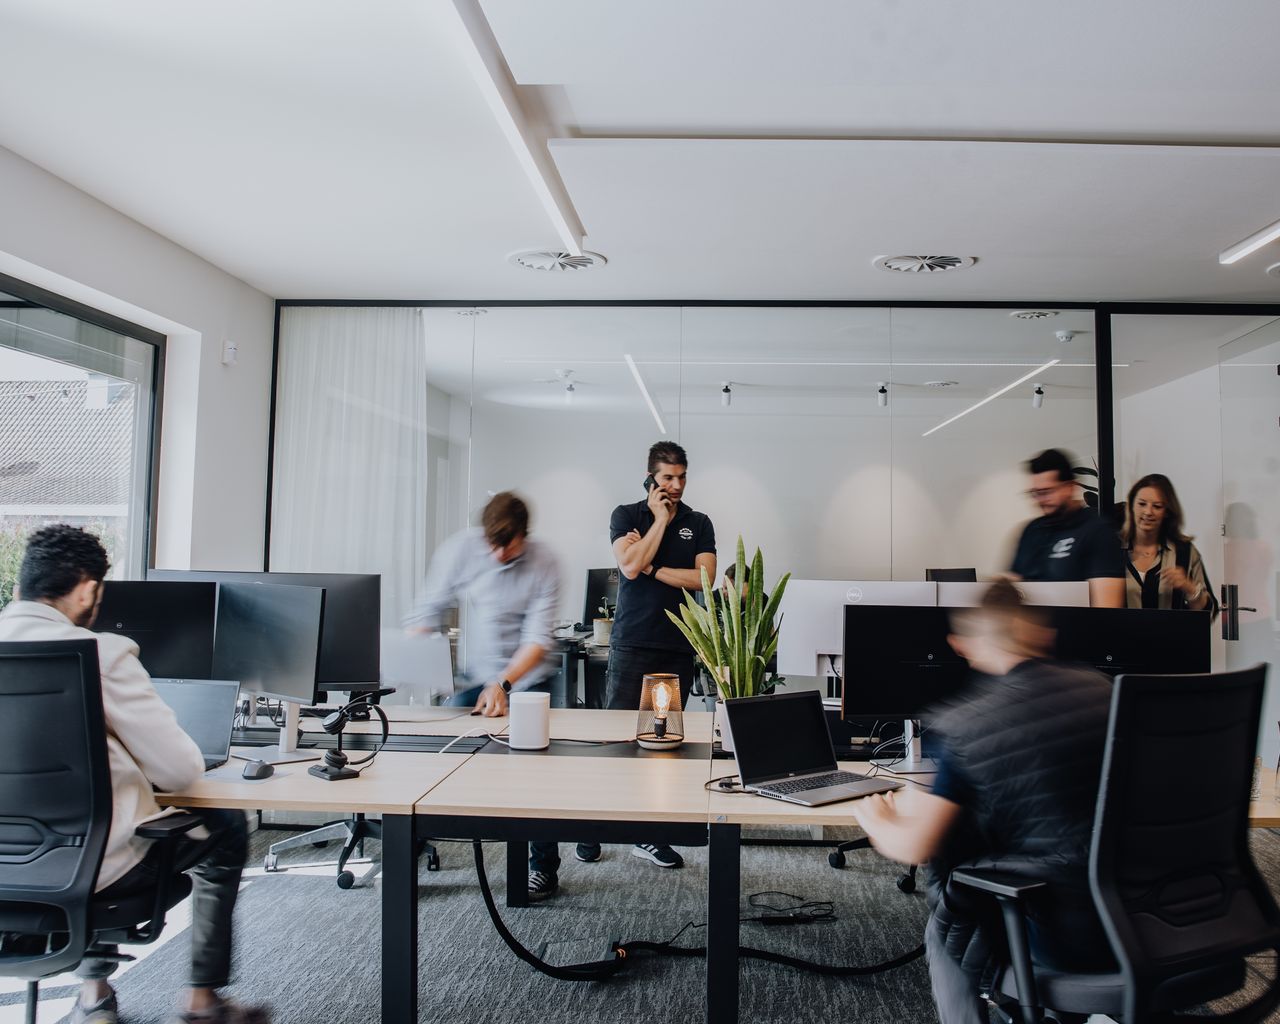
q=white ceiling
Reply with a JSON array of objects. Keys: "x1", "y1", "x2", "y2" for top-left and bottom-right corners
[{"x1": 2, "y1": 1, "x2": 1280, "y2": 301}]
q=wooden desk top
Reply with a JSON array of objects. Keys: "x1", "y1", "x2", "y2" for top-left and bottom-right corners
[
  {"x1": 160, "y1": 749, "x2": 472, "y2": 815},
  {"x1": 1250, "y1": 772, "x2": 1280, "y2": 827},
  {"x1": 416, "y1": 752, "x2": 714, "y2": 822}
]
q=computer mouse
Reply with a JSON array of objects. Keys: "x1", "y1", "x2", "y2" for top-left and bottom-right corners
[{"x1": 241, "y1": 759, "x2": 274, "y2": 780}]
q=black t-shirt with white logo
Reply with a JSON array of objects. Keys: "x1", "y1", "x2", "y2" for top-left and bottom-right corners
[
  {"x1": 609, "y1": 500, "x2": 717, "y2": 651},
  {"x1": 1010, "y1": 505, "x2": 1125, "y2": 583}
]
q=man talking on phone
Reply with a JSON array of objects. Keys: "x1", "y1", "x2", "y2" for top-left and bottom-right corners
[
  {"x1": 527, "y1": 441, "x2": 716, "y2": 899},
  {"x1": 599, "y1": 441, "x2": 717, "y2": 864}
]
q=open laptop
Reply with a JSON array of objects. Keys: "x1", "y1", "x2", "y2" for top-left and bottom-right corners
[
  {"x1": 379, "y1": 629, "x2": 456, "y2": 701},
  {"x1": 151, "y1": 678, "x2": 240, "y2": 771},
  {"x1": 725, "y1": 690, "x2": 903, "y2": 806}
]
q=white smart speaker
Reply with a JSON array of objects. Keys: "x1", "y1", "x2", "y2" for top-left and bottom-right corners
[{"x1": 508, "y1": 691, "x2": 550, "y2": 750}]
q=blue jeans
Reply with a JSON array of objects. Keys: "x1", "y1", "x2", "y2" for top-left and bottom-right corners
[
  {"x1": 529, "y1": 645, "x2": 696, "y2": 875},
  {"x1": 447, "y1": 680, "x2": 550, "y2": 707}
]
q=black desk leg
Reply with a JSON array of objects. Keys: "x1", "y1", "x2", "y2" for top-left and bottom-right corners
[
  {"x1": 381, "y1": 814, "x2": 418, "y2": 1024},
  {"x1": 707, "y1": 822, "x2": 741, "y2": 1024},
  {"x1": 507, "y1": 840, "x2": 529, "y2": 908}
]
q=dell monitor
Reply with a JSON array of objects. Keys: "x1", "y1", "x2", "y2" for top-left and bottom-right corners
[
  {"x1": 1051, "y1": 607, "x2": 1211, "y2": 676},
  {"x1": 581, "y1": 567, "x2": 620, "y2": 628},
  {"x1": 212, "y1": 582, "x2": 325, "y2": 763},
  {"x1": 842, "y1": 605, "x2": 973, "y2": 773},
  {"x1": 93, "y1": 581, "x2": 218, "y2": 679},
  {"x1": 149, "y1": 570, "x2": 380, "y2": 693}
]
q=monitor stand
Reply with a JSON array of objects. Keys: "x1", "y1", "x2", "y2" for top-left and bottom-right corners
[
  {"x1": 233, "y1": 699, "x2": 321, "y2": 765},
  {"x1": 871, "y1": 718, "x2": 938, "y2": 775}
]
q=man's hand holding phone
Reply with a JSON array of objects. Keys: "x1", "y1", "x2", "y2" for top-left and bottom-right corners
[{"x1": 646, "y1": 479, "x2": 673, "y2": 523}]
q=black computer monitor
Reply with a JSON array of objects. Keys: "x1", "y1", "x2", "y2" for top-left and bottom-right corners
[
  {"x1": 841, "y1": 605, "x2": 972, "y2": 722},
  {"x1": 1051, "y1": 607, "x2": 1211, "y2": 677},
  {"x1": 211, "y1": 582, "x2": 325, "y2": 704},
  {"x1": 148, "y1": 570, "x2": 380, "y2": 690},
  {"x1": 582, "y1": 567, "x2": 621, "y2": 626},
  {"x1": 93, "y1": 581, "x2": 218, "y2": 679}
]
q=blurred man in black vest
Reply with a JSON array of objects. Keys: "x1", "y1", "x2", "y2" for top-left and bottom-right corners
[{"x1": 852, "y1": 580, "x2": 1114, "y2": 1024}]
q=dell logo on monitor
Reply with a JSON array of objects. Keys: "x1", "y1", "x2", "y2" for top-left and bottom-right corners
[{"x1": 846, "y1": 587, "x2": 864, "y2": 602}]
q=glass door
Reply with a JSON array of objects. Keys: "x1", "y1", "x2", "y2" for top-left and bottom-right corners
[{"x1": 1219, "y1": 321, "x2": 1280, "y2": 763}]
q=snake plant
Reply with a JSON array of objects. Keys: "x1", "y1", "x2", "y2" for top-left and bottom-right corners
[{"x1": 665, "y1": 536, "x2": 790, "y2": 700}]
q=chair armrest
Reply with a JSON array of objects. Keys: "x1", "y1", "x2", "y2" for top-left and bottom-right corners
[
  {"x1": 134, "y1": 813, "x2": 203, "y2": 840},
  {"x1": 950, "y1": 868, "x2": 1048, "y2": 901}
]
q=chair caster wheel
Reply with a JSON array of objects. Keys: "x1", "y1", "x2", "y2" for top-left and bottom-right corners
[
  {"x1": 336, "y1": 870, "x2": 355, "y2": 889},
  {"x1": 828, "y1": 851, "x2": 846, "y2": 869},
  {"x1": 426, "y1": 853, "x2": 441, "y2": 871},
  {"x1": 263, "y1": 853, "x2": 279, "y2": 872},
  {"x1": 897, "y1": 874, "x2": 916, "y2": 893}
]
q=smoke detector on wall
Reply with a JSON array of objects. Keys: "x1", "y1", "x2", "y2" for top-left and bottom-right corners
[
  {"x1": 508, "y1": 250, "x2": 608, "y2": 272},
  {"x1": 872, "y1": 255, "x2": 976, "y2": 274}
]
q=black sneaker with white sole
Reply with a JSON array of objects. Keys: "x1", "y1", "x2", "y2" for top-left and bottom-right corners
[
  {"x1": 575, "y1": 843, "x2": 602, "y2": 863},
  {"x1": 528, "y1": 870, "x2": 559, "y2": 900},
  {"x1": 632, "y1": 843, "x2": 684, "y2": 868}
]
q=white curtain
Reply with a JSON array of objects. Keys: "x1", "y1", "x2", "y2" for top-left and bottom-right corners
[{"x1": 271, "y1": 307, "x2": 428, "y2": 624}]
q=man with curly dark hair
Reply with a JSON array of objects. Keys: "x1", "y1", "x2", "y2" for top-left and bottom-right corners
[{"x1": 0, "y1": 525, "x2": 269, "y2": 1024}]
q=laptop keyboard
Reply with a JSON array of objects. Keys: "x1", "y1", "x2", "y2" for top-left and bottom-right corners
[{"x1": 758, "y1": 770, "x2": 867, "y2": 795}]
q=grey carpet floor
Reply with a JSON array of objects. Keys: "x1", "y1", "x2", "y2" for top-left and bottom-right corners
[{"x1": 44, "y1": 827, "x2": 1280, "y2": 1023}]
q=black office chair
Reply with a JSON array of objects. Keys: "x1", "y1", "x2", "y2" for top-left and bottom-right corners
[
  {"x1": 925, "y1": 567, "x2": 978, "y2": 582},
  {"x1": 0, "y1": 639, "x2": 201, "y2": 1024},
  {"x1": 952, "y1": 665, "x2": 1280, "y2": 1024}
]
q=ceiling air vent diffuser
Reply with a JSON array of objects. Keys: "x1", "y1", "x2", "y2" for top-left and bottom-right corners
[
  {"x1": 509, "y1": 250, "x2": 607, "y2": 272},
  {"x1": 873, "y1": 255, "x2": 975, "y2": 274},
  {"x1": 1008, "y1": 309, "x2": 1059, "y2": 320}
]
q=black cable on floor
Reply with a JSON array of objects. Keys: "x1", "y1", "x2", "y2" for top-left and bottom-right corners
[{"x1": 471, "y1": 841, "x2": 924, "y2": 981}]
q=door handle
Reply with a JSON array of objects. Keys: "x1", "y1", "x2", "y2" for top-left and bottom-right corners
[{"x1": 1221, "y1": 584, "x2": 1257, "y2": 641}]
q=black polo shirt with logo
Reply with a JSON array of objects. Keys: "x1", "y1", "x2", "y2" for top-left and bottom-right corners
[
  {"x1": 609, "y1": 500, "x2": 717, "y2": 651},
  {"x1": 1010, "y1": 505, "x2": 1125, "y2": 583}
]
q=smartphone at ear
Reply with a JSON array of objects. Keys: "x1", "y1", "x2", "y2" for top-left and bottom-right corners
[{"x1": 643, "y1": 474, "x2": 656, "y2": 493}]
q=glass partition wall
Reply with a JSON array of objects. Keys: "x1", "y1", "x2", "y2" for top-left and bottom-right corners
[{"x1": 271, "y1": 304, "x2": 1101, "y2": 635}]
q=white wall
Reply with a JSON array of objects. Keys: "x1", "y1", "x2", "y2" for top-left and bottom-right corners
[
  {"x1": 470, "y1": 393, "x2": 1099, "y2": 627},
  {"x1": 1118, "y1": 364, "x2": 1225, "y2": 669},
  {"x1": 0, "y1": 146, "x2": 275, "y2": 570}
]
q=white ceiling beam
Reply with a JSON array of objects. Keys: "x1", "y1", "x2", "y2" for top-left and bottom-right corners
[{"x1": 443, "y1": 0, "x2": 585, "y2": 256}]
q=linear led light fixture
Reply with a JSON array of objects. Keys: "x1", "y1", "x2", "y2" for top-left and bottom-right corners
[
  {"x1": 623, "y1": 354, "x2": 667, "y2": 435},
  {"x1": 922, "y1": 359, "x2": 1060, "y2": 438},
  {"x1": 1219, "y1": 215, "x2": 1280, "y2": 265}
]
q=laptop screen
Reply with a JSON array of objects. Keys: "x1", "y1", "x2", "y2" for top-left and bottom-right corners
[
  {"x1": 152, "y1": 679, "x2": 239, "y2": 760},
  {"x1": 728, "y1": 691, "x2": 838, "y2": 786}
]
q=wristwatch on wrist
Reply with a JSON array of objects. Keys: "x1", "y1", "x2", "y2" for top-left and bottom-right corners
[{"x1": 499, "y1": 679, "x2": 513, "y2": 694}]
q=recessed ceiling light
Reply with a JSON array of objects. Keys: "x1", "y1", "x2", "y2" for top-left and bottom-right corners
[
  {"x1": 1267, "y1": 262, "x2": 1280, "y2": 279},
  {"x1": 509, "y1": 250, "x2": 607, "y2": 272},
  {"x1": 1008, "y1": 309, "x2": 1059, "y2": 320},
  {"x1": 873, "y1": 255, "x2": 976, "y2": 274},
  {"x1": 924, "y1": 380, "x2": 959, "y2": 388}
]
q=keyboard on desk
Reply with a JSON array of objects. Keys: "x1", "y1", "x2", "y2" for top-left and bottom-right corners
[
  {"x1": 757, "y1": 770, "x2": 866, "y2": 796},
  {"x1": 749, "y1": 769, "x2": 902, "y2": 807}
]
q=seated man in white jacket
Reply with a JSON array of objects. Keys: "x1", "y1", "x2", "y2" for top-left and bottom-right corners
[{"x1": 0, "y1": 525, "x2": 268, "y2": 1024}]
